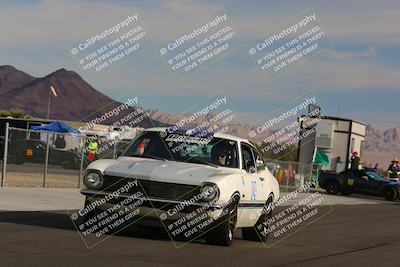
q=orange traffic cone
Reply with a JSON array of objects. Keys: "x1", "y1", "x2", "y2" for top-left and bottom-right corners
[
  {"x1": 278, "y1": 168, "x2": 286, "y2": 184},
  {"x1": 288, "y1": 162, "x2": 295, "y2": 185},
  {"x1": 135, "y1": 140, "x2": 145, "y2": 155}
]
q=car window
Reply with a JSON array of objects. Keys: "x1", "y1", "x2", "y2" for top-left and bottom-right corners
[
  {"x1": 366, "y1": 171, "x2": 387, "y2": 181},
  {"x1": 252, "y1": 148, "x2": 264, "y2": 171},
  {"x1": 123, "y1": 131, "x2": 239, "y2": 168},
  {"x1": 241, "y1": 144, "x2": 256, "y2": 172}
]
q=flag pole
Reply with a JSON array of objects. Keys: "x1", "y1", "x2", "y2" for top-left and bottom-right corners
[
  {"x1": 47, "y1": 86, "x2": 51, "y2": 119},
  {"x1": 310, "y1": 147, "x2": 317, "y2": 188}
]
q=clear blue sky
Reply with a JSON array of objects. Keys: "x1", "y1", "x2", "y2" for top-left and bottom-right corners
[{"x1": 1, "y1": 0, "x2": 399, "y2": 129}]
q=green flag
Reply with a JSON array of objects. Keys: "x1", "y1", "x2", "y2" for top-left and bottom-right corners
[{"x1": 313, "y1": 148, "x2": 329, "y2": 166}]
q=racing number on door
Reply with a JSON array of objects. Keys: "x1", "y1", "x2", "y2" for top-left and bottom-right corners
[
  {"x1": 251, "y1": 181, "x2": 257, "y2": 200},
  {"x1": 347, "y1": 179, "x2": 354, "y2": 186}
]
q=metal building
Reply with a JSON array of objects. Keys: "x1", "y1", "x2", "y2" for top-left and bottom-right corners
[{"x1": 297, "y1": 115, "x2": 366, "y2": 172}]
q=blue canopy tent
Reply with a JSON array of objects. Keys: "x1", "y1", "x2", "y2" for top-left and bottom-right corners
[{"x1": 32, "y1": 121, "x2": 81, "y2": 135}]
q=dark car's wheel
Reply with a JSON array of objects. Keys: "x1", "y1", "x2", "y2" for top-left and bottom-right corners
[
  {"x1": 341, "y1": 189, "x2": 352, "y2": 196},
  {"x1": 205, "y1": 197, "x2": 238, "y2": 246},
  {"x1": 9, "y1": 151, "x2": 24, "y2": 164},
  {"x1": 383, "y1": 187, "x2": 398, "y2": 201},
  {"x1": 242, "y1": 196, "x2": 273, "y2": 242},
  {"x1": 63, "y1": 157, "x2": 78, "y2": 169},
  {"x1": 325, "y1": 180, "x2": 340, "y2": 195}
]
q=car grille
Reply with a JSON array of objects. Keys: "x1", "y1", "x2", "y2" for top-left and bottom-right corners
[{"x1": 102, "y1": 175, "x2": 200, "y2": 201}]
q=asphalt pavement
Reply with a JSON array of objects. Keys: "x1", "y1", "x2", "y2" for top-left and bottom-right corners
[{"x1": 0, "y1": 199, "x2": 399, "y2": 266}]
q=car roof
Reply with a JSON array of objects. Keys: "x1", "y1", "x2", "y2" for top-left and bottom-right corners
[{"x1": 144, "y1": 127, "x2": 251, "y2": 144}]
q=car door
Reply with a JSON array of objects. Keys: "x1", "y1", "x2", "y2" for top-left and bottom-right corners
[
  {"x1": 347, "y1": 170, "x2": 376, "y2": 194},
  {"x1": 33, "y1": 141, "x2": 51, "y2": 164},
  {"x1": 251, "y1": 147, "x2": 269, "y2": 201},
  {"x1": 240, "y1": 143, "x2": 259, "y2": 203},
  {"x1": 360, "y1": 171, "x2": 382, "y2": 194}
]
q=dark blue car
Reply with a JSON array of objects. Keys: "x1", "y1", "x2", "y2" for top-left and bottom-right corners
[{"x1": 319, "y1": 169, "x2": 400, "y2": 201}]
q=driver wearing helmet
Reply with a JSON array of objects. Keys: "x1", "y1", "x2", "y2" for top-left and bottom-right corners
[
  {"x1": 211, "y1": 143, "x2": 231, "y2": 167},
  {"x1": 217, "y1": 151, "x2": 227, "y2": 166}
]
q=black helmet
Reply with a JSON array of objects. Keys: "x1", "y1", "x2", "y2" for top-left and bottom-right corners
[{"x1": 211, "y1": 143, "x2": 232, "y2": 166}]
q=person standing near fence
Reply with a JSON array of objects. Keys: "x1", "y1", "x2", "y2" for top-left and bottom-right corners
[{"x1": 88, "y1": 139, "x2": 98, "y2": 161}]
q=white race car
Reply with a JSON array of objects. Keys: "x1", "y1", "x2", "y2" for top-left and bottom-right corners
[{"x1": 81, "y1": 128, "x2": 280, "y2": 246}]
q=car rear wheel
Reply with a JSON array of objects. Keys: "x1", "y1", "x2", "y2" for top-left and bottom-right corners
[
  {"x1": 341, "y1": 189, "x2": 352, "y2": 196},
  {"x1": 205, "y1": 197, "x2": 238, "y2": 246},
  {"x1": 9, "y1": 151, "x2": 23, "y2": 164},
  {"x1": 242, "y1": 196, "x2": 273, "y2": 242},
  {"x1": 383, "y1": 187, "x2": 398, "y2": 201},
  {"x1": 325, "y1": 180, "x2": 340, "y2": 195},
  {"x1": 63, "y1": 157, "x2": 78, "y2": 169}
]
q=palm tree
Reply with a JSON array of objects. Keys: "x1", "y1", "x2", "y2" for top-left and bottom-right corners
[{"x1": 0, "y1": 108, "x2": 31, "y2": 119}]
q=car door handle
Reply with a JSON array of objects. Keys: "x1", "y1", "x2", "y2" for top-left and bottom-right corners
[{"x1": 259, "y1": 177, "x2": 264, "y2": 181}]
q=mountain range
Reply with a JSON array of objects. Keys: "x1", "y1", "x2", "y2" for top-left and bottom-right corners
[{"x1": 0, "y1": 65, "x2": 158, "y2": 128}]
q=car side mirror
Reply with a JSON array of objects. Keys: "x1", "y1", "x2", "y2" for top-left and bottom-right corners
[
  {"x1": 248, "y1": 166, "x2": 256, "y2": 173},
  {"x1": 256, "y1": 159, "x2": 264, "y2": 167}
]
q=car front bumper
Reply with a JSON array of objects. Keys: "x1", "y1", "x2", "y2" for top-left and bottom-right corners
[{"x1": 80, "y1": 189, "x2": 225, "y2": 227}]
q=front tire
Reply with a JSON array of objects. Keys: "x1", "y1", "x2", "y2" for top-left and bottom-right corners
[
  {"x1": 383, "y1": 187, "x2": 398, "y2": 201},
  {"x1": 205, "y1": 198, "x2": 238, "y2": 246},
  {"x1": 242, "y1": 196, "x2": 273, "y2": 242},
  {"x1": 341, "y1": 189, "x2": 352, "y2": 196},
  {"x1": 83, "y1": 197, "x2": 101, "y2": 222}
]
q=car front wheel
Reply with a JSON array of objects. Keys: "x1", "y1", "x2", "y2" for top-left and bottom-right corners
[
  {"x1": 242, "y1": 196, "x2": 273, "y2": 242},
  {"x1": 383, "y1": 187, "x2": 398, "y2": 201},
  {"x1": 205, "y1": 197, "x2": 238, "y2": 246}
]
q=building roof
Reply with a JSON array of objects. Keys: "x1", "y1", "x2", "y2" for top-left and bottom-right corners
[{"x1": 300, "y1": 114, "x2": 366, "y2": 126}]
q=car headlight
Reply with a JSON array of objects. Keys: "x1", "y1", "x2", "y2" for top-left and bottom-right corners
[
  {"x1": 201, "y1": 183, "x2": 219, "y2": 202},
  {"x1": 84, "y1": 171, "x2": 104, "y2": 189}
]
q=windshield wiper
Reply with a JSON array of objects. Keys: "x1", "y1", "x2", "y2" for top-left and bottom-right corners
[{"x1": 187, "y1": 158, "x2": 218, "y2": 168}]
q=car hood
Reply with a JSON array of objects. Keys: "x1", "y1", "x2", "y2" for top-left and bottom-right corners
[{"x1": 101, "y1": 157, "x2": 236, "y2": 185}]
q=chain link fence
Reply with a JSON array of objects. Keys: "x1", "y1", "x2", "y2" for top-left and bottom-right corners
[
  {"x1": 1, "y1": 124, "x2": 319, "y2": 191},
  {"x1": 0, "y1": 125, "x2": 132, "y2": 188},
  {"x1": 264, "y1": 159, "x2": 320, "y2": 192}
]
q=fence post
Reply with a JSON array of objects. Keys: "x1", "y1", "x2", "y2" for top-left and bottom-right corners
[
  {"x1": 78, "y1": 136, "x2": 85, "y2": 189},
  {"x1": 1, "y1": 122, "x2": 9, "y2": 187},
  {"x1": 299, "y1": 162, "x2": 304, "y2": 187},
  {"x1": 43, "y1": 132, "x2": 50, "y2": 188},
  {"x1": 113, "y1": 141, "x2": 117, "y2": 159}
]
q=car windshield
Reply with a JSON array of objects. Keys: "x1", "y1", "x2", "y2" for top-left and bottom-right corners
[
  {"x1": 123, "y1": 131, "x2": 239, "y2": 168},
  {"x1": 366, "y1": 171, "x2": 388, "y2": 181}
]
